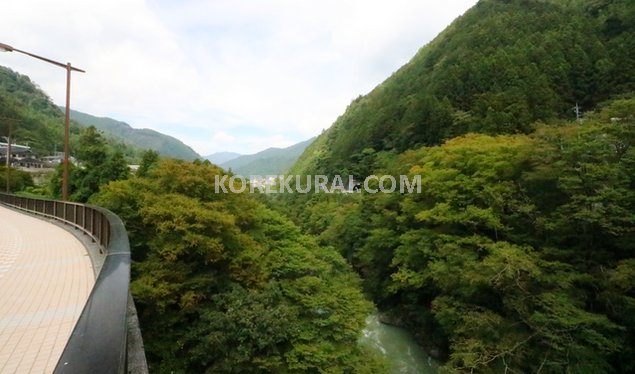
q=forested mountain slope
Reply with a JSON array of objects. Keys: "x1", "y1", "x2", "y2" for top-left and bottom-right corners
[
  {"x1": 1, "y1": 65, "x2": 196, "y2": 162},
  {"x1": 0, "y1": 66, "x2": 139, "y2": 160},
  {"x1": 292, "y1": 0, "x2": 635, "y2": 177},
  {"x1": 0, "y1": 65, "x2": 78, "y2": 155},
  {"x1": 306, "y1": 115, "x2": 635, "y2": 372},
  {"x1": 278, "y1": 0, "x2": 635, "y2": 372},
  {"x1": 204, "y1": 151, "x2": 241, "y2": 165},
  {"x1": 68, "y1": 109, "x2": 201, "y2": 161},
  {"x1": 220, "y1": 137, "x2": 315, "y2": 176}
]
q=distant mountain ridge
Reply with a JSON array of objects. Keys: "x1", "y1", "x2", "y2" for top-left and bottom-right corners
[
  {"x1": 204, "y1": 151, "x2": 241, "y2": 164},
  {"x1": 0, "y1": 65, "x2": 138, "y2": 161},
  {"x1": 220, "y1": 137, "x2": 315, "y2": 176},
  {"x1": 67, "y1": 109, "x2": 201, "y2": 161}
]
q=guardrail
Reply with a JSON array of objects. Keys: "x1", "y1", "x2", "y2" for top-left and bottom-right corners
[{"x1": 0, "y1": 193, "x2": 133, "y2": 374}]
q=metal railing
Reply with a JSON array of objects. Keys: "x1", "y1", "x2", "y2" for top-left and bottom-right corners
[{"x1": 0, "y1": 193, "x2": 133, "y2": 374}]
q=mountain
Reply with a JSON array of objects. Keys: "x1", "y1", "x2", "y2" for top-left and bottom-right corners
[
  {"x1": 1, "y1": 65, "x2": 199, "y2": 163},
  {"x1": 220, "y1": 137, "x2": 315, "y2": 176},
  {"x1": 291, "y1": 0, "x2": 635, "y2": 177},
  {"x1": 204, "y1": 151, "x2": 241, "y2": 165},
  {"x1": 0, "y1": 65, "x2": 138, "y2": 161},
  {"x1": 0, "y1": 65, "x2": 74, "y2": 156},
  {"x1": 277, "y1": 1, "x2": 635, "y2": 372},
  {"x1": 67, "y1": 109, "x2": 201, "y2": 161}
]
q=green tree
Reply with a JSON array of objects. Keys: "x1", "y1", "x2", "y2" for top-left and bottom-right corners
[
  {"x1": 137, "y1": 149, "x2": 160, "y2": 177},
  {"x1": 103, "y1": 151, "x2": 129, "y2": 182},
  {"x1": 75, "y1": 125, "x2": 107, "y2": 168},
  {"x1": 0, "y1": 166, "x2": 34, "y2": 192},
  {"x1": 53, "y1": 125, "x2": 130, "y2": 202}
]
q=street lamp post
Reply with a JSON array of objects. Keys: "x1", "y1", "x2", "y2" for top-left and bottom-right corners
[{"x1": 0, "y1": 42, "x2": 85, "y2": 201}]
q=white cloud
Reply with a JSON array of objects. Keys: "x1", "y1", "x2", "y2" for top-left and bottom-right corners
[{"x1": 0, "y1": 0, "x2": 477, "y2": 154}]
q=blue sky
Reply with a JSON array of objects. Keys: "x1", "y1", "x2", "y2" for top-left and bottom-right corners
[{"x1": 1, "y1": 0, "x2": 477, "y2": 156}]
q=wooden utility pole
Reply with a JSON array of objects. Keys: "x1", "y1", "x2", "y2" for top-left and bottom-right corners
[
  {"x1": 1, "y1": 117, "x2": 19, "y2": 193},
  {"x1": 5, "y1": 122, "x2": 11, "y2": 193}
]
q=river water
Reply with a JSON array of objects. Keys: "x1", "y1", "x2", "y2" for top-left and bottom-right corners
[{"x1": 359, "y1": 313, "x2": 439, "y2": 374}]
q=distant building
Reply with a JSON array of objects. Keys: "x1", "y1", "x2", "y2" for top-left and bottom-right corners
[
  {"x1": 0, "y1": 142, "x2": 32, "y2": 165},
  {"x1": 0, "y1": 142, "x2": 31, "y2": 155},
  {"x1": 41, "y1": 155, "x2": 64, "y2": 165},
  {"x1": 1, "y1": 144, "x2": 75, "y2": 169},
  {"x1": 39, "y1": 154, "x2": 76, "y2": 168}
]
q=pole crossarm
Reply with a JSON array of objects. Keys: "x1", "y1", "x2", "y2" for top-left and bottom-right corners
[{"x1": 0, "y1": 42, "x2": 85, "y2": 72}]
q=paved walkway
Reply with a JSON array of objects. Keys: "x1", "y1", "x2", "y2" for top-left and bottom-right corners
[{"x1": 0, "y1": 206, "x2": 94, "y2": 373}]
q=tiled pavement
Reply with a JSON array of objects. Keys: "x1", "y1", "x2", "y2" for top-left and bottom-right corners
[{"x1": 0, "y1": 206, "x2": 94, "y2": 373}]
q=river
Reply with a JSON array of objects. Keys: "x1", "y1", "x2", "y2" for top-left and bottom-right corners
[{"x1": 359, "y1": 313, "x2": 439, "y2": 374}]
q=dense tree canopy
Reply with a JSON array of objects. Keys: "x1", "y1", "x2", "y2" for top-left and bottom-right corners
[
  {"x1": 278, "y1": 112, "x2": 635, "y2": 372},
  {"x1": 48, "y1": 126, "x2": 130, "y2": 201},
  {"x1": 92, "y1": 160, "x2": 385, "y2": 373},
  {"x1": 0, "y1": 166, "x2": 34, "y2": 192}
]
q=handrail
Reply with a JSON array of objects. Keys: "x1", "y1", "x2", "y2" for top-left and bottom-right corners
[{"x1": 0, "y1": 193, "x2": 132, "y2": 374}]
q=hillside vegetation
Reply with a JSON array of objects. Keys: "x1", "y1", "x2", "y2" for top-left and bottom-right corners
[
  {"x1": 285, "y1": 115, "x2": 634, "y2": 372},
  {"x1": 0, "y1": 65, "x2": 78, "y2": 156},
  {"x1": 204, "y1": 151, "x2": 241, "y2": 165},
  {"x1": 277, "y1": 0, "x2": 635, "y2": 372},
  {"x1": 69, "y1": 109, "x2": 201, "y2": 161},
  {"x1": 91, "y1": 159, "x2": 385, "y2": 373},
  {"x1": 0, "y1": 65, "x2": 140, "y2": 161},
  {"x1": 292, "y1": 0, "x2": 635, "y2": 177},
  {"x1": 1, "y1": 65, "x2": 199, "y2": 163}
]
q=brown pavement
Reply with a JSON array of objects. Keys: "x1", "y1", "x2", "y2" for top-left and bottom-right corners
[{"x1": 0, "y1": 206, "x2": 94, "y2": 373}]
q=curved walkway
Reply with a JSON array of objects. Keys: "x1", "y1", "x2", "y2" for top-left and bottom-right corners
[{"x1": 0, "y1": 205, "x2": 94, "y2": 373}]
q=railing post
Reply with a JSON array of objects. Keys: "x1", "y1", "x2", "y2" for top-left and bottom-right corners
[
  {"x1": 96, "y1": 212, "x2": 102, "y2": 245},
  {"x1": 89, "y1": 208, "x2": 93, "y2": 233}
]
